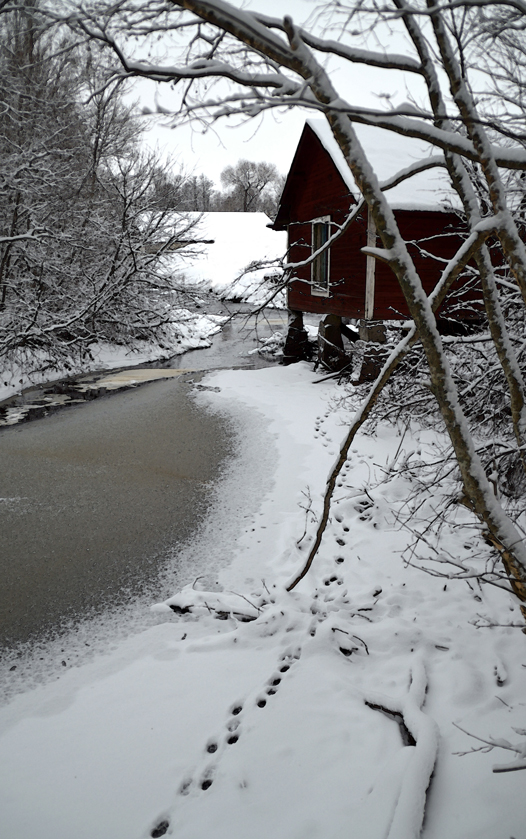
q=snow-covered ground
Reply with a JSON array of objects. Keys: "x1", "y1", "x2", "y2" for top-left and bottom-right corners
[{"x1": 0, "y1": 362, "x2": 525, "y2": 839}]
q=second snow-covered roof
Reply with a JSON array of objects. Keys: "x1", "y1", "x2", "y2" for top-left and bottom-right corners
[{"x1": 307, "y1": 119, "x2": 459, "y2": 211}]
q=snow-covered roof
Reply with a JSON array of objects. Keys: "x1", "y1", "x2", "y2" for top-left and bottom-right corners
[
  {"x1": 168, "y1": 212, "x2": 287, "y2": 289},
  {"x1": 307, "y1": 119, "x2": 460, "y2": 211}
]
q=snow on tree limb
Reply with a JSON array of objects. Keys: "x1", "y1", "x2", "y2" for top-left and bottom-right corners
[
  {"x1": 70, "y1": 1, "x2": 526, "y2": 168},
  {"x1": 454, "y1": 722, "x2": 526, "y2": 773},
  {"x1": 251, "y1": 11, "x2": 425, "y2": 74}
]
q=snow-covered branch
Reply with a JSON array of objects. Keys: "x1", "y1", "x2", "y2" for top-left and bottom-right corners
[
  {"x1": 454, "y1": 723, "x2": 526, "y2": 773},
  {"x1": 69, "y1": 1, "x2": 526, "y2": 169},
  {"x1": 251, "y1": 11, "x2": 425, "y2": 74}
]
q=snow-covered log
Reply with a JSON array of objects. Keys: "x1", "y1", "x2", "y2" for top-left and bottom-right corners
[{"x1": 364, "y1": 660, "x2": 438, "y2": 839}]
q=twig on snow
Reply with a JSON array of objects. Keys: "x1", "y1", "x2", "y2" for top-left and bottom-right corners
[{"x1": 453, "y1": 722, "x2": 526, "y2": 773}]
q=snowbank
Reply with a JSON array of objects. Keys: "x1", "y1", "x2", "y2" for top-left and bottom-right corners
[{"x1": 0, "y1": 363, "x2": 525, "y2": 839}]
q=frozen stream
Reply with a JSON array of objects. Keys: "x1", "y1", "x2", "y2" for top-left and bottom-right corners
[{"x1": 0, "y1": 310, "x2": 288, "y2": 651}]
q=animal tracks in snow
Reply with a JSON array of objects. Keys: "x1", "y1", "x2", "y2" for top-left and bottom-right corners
[
  {"x1": 150, "y1": 819, "x2": 170, "y2": 838},
  {"x1": 149, "y1": 648, "x2": 302, "y2": 836},
  {"x1": 323, "y1": 575, "x2": 344, "y2": 587},
  {"x1": 313, "y1": 412, "x2": 337, "y2": 452}
]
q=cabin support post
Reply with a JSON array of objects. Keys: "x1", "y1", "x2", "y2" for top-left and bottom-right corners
[
  {"x1": 282, "y1": 309, "x2": 311, "y2": 364},
  {"x1": 359, "y1": 320, "x2": 387, "y2": 343},
  {"x1": 317, "y1": 314, "x2": 351, "y2": 371},
  {"x1": 359, "y1": 209, "x2": 387, "y2": 344}
]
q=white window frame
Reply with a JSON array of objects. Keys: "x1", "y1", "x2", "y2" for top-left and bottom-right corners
[{"x1": 311, "y1": 215, "x2": 331, "y2": 297}]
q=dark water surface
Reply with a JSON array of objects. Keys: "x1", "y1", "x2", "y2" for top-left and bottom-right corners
[{"x1": 0, "y1": 376, "x2": 234, "y2": 648}]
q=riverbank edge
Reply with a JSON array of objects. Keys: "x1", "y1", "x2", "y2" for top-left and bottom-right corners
[{"x1": 0, "y1": 309, "x2": 228, "y2": 405}]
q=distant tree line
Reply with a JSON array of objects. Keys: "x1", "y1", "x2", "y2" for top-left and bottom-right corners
[{"x1": 150, "y1": 159, "x2": 285, "y2": 216}]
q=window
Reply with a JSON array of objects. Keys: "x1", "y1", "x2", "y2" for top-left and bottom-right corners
[{"x1": 311, "y1": 216, "x2": 331, "y2": 297}]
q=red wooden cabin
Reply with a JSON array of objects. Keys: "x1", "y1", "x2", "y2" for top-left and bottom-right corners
[{"x1": 272, "y1": 121, "x2": 481, "y2": 342}]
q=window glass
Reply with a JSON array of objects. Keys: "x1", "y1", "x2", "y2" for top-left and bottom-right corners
[{"x1": 311, "y1": 218, "x2": 330, "y2": 296}]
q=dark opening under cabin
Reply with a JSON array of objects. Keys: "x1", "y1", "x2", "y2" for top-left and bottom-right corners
[{"x1": 272, "y1": 121, "x2": 483, "y2": 369}]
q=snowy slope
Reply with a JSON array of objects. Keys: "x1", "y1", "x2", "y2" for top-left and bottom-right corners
[
  {"x1": 0, "y1": 309, "x2": 227, "y2": 404},
  {"x1": 172, "y1": 212, "x2": 287, "y2": 293}
]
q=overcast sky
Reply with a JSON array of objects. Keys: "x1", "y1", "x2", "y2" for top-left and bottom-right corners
[{"x1": 135, "y1": 0, "x2": 423, "y2": 186}]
